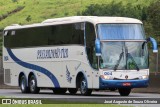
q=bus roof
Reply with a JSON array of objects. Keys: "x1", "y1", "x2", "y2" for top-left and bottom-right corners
[{"x1": 4, "y1": 16, "x2": 142, "y2": 30}]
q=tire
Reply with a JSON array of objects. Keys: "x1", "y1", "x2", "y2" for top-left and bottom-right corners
[
  {"x1": 118, "y1": 88, "x2": 131, "y2": 96},
  {"x1": 20, "y1": 75, "x2": 30, "y2": 93},
  {"x1": 68, "y1": 88, "x2": 78, "y2": 95},
  {"x1": 80, "y1": 77, "x2": 92, "y2": 96},
  {"x1": 29, "y1": 75, "x2": 40, "y2": 94},
  {"x1": 53, "y1": 88, "x2": 67, "y2": 94}
]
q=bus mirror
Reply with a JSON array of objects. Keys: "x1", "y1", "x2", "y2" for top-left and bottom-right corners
[
  {"x1": 147, "y1": 37, "x2": 158, "y2": 53},
  {"x1": 145, "y1": 37, "x2": 158, "y2": 74},
  {"x1": 95, "y1": 38, "x2": 101, "y2": 56}
]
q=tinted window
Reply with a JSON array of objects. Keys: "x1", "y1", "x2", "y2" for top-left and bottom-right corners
[
  {"x1": 4, "y1": 27, "x2": 50, "y2": 48},
  {"x1": 85, "y1": 22, "x2": 97, "y2": 69},
  {"x1": 49, "y1": 23, "x2": 84, "y2": 45},
  {"x1": 4, "y1": 23, "x2": 84, "y2": 48}
]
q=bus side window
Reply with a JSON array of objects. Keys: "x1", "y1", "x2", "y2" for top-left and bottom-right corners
[
  {"x1": 48, "y1": 23, "x2": 85, "y2": 46},
  {"x1": 73, "y1": 23, "x2": 84, "y2": 45}
]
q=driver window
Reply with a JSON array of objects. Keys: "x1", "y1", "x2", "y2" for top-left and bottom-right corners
[{"x1": 85, "y1": 22, "x2": 98, "y2": 69}]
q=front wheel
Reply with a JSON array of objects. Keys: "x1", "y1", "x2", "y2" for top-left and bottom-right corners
[
  {"x1": 29, "y1": 75, "x2": 40, "y2": 94},
  {"x1": 118, "y1": 88, "x2": 131, "y2": 96},
  {"x1": 80, "y1": 77, "x2": 92, "y2": 96}
]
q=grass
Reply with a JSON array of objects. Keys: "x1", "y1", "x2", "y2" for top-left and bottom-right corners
[
  {"x1": 0, "y1": 104, "x2": 131, "y2": 107},
  {"x1": 0, "y1": 0, "x2": 23, "y2": 16},
  {"x1": 0, "y1": 0, "x2": 154, "y2": 30}
]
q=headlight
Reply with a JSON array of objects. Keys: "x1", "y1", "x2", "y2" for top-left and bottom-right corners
[
  {"x1": 101, "y1": 75, "x2": 113, "y2": 80},
  {"x1": 139, "y1": 75, "x2": 149, "y2": 80}
]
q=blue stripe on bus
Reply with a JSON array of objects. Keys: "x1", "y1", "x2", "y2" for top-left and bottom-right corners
[{"x1": 6, "y1": 48, "x2": 60, "y2": 88}]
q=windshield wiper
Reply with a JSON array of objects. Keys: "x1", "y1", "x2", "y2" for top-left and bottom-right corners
[
  {"x1": 127, "y1": 53, "x2": 139, "y2": 71},
  {"x1": 114, "y1": 48, "x2": 124, "y2": 71},
  {"x1": 125, "y1": 45, "x2": 139, "y2": 71},
  {"x1": 114, "y1": 45, "x2": 139, "y2": 71}
]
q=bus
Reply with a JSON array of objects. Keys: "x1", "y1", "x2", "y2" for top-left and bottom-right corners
[{"x1": 3, "y1": 16, "x2": 158, "y2": 96}]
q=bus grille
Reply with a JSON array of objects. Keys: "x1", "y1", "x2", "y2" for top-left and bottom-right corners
[
  {"x1": 5, "y1": 69, "x2": 11, "y2": 83},
  {"x1": 113, "y1": 78, "x2": 139, "y2": 80}
]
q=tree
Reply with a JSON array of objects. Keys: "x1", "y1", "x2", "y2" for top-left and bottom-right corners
[
  {"x1": 148, "y1": 0, "x2": 160, "y2": 37},
  {"x1": 80, "y1": 1, "x2": 146, "y2": 21}
]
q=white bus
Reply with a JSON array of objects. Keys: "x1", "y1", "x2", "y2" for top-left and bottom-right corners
[{"x1": 3, "y1": 16, "x2": 158, "y2": 96}]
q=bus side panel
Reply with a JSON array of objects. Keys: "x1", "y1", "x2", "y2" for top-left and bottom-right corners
[
  {"x1": 49, "y1": 61, "x2": 64, "y2": 87},
  {"x1": 3, "y1": 62, "x2": 19, "y2": 86},
  {"x1": 92, "y1": 70, "x2": 99, "y2": 89},
  {"x1": 3, "y1": 48, "x2": 54, "y2": 87},
  {"x1": 62, "y1": 61, "x2": 79, "y2": 88},
  {"x1": 3, "y1": 46, "x2": 98, "y2": 89},
  {"x1": 33, "y1": 62, "x2": 57, "y2": 88},
  {"x1": 3, "y1": 47, "x2": 27, "y2": 86},
  {"x1": 61, "y1": 46, "x2": 94, "y2": 89},
  {"x1": 62, "y1": 61, "x2": 95, "y2": 88}
]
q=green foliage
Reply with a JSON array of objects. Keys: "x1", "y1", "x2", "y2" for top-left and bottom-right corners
[
  {"x1": 80, "y1": 1, "x2": 147, "y2": 21},
  {"x1": 147, "y1": 0, "x2": 160, "y2": 36},
  {"x1": 26, "y1": 15, "x2": 32, "y2": 22},
  {"x1": 12, "y1": 0, "x2": 18, "y2": 3}
]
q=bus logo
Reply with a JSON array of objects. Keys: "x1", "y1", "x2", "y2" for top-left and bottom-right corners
[
  {"x1": 66, "y1": 66, "x2": 72, "y2": 83},
  {"x1": 125, "y1": 75, "x2": 128, "y2": 79}
]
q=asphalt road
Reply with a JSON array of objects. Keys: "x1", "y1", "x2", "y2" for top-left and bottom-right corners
[
  {"x1": 0, "y1": 89, "x2": 159, "y2": 98},
  {"x1": 0, "y1": 89, "x2": 160, "y2": 107}
]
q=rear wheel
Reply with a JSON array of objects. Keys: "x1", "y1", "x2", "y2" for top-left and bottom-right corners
[
  {"x1": 68, "y1": 88, "x2": 78, "y2": 94},
  {"x1": 118, "y1": 88, "x2": 131, "y2": 96},
  {"x1": 53, "y1": 88, "x2": 67, "y2": 94},
  {"x1": 29, "y1": 75, "x2": 40, "y2": 94},
  {"x1": 80, "y1": 77, "x2": 92, "y2": 96},
  {"x1": 20, "y1": 75, "x2": 30, "y2": 93}
]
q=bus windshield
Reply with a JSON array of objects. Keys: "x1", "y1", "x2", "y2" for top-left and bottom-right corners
[
  {"x1": 99, "y1": 42, "x2": 148, "y2": 70},
  {"x1": 97, "y1": 24, "x2": 145, "y2": 40},
  {"x1": 97, "y1": 24, "x2": 148, "y2": 70}
]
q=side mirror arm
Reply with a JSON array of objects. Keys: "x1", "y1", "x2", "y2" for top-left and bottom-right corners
[
  {"x1": 146, "y1": 37, "x2": 158, "y2": 74},
  {"x1": 142, "y1": 37, "x2": 158, "y2": 53},
  {"x1": 148, "y1": 37, "x2": 158, "y2": 53}
]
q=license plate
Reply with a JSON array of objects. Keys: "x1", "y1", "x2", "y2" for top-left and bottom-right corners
[{"x1": 123, "y1": 82, "x2": 131, "y2": 86}]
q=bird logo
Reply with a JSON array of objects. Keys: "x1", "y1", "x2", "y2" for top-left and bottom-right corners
[{"x1": 66, "y1": 65, "x2": 72, "y2": 83}]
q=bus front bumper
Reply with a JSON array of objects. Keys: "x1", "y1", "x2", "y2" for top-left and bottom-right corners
[{"x1": 99, "y1": 78, "x2": 149, "y2": 89}]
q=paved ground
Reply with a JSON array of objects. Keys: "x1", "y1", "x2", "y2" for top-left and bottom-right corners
[
  {"x1": 0, "y1": 89, "x2": 160, "y2": 107},
  {"x1": 0, "y1": 89, "x2": 160, "y2": 98}
]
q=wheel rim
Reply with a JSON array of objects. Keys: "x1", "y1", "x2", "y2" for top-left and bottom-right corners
[
  {"x1": 21, "y1": 78, "x2": 25, "y2": 91},
  {"x1": 81, "y1": 79, "x2": 87, "y2": 94},
  {"x1": 30, "y1": 79, "x2": 36, "y2": 92}
]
